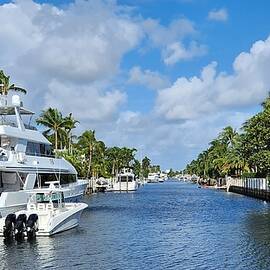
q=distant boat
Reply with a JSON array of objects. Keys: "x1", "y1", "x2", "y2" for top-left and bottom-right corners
[
  {"x1": 112, "y1": 168, "x2": 138, "y2": 191},
  {"x1": 147, "y1": 173, "x2": 159, "y2": 183}
]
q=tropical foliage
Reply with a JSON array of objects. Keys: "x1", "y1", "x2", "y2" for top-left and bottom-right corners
[
  {"x1": 185, "y1": 96, "x2": 270, "y2": 178},
  {"x1": 0, "y1": 70, "x2": 27, "y2": 95},
  {"x1": 36, "y1": 108, "x2": 77, "y2": 151},
  {"x1": 37, "y1": 108, "x2": 154, "y2": 179},
  {"x1": 0, "y1": 70, "x2": 157, "y2": 178}
]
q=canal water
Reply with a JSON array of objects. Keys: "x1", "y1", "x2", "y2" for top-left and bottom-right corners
[{"x1": 1, "y1": 181, "x2": 270, "y2": 270}]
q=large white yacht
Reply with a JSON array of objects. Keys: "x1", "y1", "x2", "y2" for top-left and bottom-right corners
[
  {"x1": 0, "y1": 94, "x2": 88, "y2": 216},
  {"x1": 113, "y1": 168, "x2": 138, "y2": 192}
]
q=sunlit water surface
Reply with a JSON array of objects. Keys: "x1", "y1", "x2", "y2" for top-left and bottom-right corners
[{"x1": 1, "y1": 181, "x2": 270, "y2": 270}]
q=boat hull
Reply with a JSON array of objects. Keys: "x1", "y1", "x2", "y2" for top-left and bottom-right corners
[
  {"x1": 37, "y1": 203, "x2": 87, "y2": 236},
  {"x1": 112, "y1": 181, "x2": 138, "y2": 192},
  {"x1": 0, "y1": 203, "x2": 88, "y2": 237}
]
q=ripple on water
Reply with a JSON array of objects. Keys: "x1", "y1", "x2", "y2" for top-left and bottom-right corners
[{"x1": 1, "y1": 182, "x2": 270, "y2": 270}]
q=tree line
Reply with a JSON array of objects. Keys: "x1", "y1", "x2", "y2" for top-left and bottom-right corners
[
  {"x1": 185, "y1": 96, "x2": 270, "y2": 179},
  {"x1": 0, "y1": 69, "x2": 159, "y2": 179},
  {"x1": 36, "y1": 108, "x2": 154, "y2": 179}
]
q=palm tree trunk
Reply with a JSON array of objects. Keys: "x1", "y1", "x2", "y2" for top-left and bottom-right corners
[
  {"x1": 87, "y1": 146, "x2": 92, "y2": 179},
  {"x1": 55, "y1": 130, "x2": 58, "y2": 150},
  {"x1": 68, "y1": 133, "x2": 71, "y2": 154},
  {"x1": 112, "y1": 161, "x2": 115, "y2": 176}
]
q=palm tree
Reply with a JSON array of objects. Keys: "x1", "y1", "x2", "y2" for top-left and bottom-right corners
[
  {"x1": 63, "y1": 113, "x2": 79, "y2": 153},
  {"x1": 106, "y1": 147, "x2": 121, "y2": 176},
  {"x1": 77, "y1": 130, "x2": 97, "y2": 179},
  {"x1": 142, "y1": 156, "x2": 151, "y2": 178},
  {"x1": 218, "y1": 126, "x2": 238, "y2": 148},
  {"x1": 0, "y1": 70, "x2": 27, "y2": 95},
  {"x1": 36, "y1": 108, "x2": 73, "y2": 150}
]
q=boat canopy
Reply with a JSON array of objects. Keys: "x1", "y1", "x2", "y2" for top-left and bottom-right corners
[
  {"x1": 0, "y1": 106, "x2": 34, "y2": 115},
  {"x1": 0, "y1": 125, "x2": 51, "y2": 144}
]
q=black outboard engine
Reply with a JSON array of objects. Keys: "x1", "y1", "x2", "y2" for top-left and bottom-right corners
[
  {"x1": 15, "y1": 214, "x2": 27, "y2": 240},
  {"x1": 26, "y1": 214, "x2": 38, "y2": 239},
  {"x1": 3, "y1": 214, "x2": 16, "y2": 239}
]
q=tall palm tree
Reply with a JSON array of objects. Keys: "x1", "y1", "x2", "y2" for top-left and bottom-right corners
[
  {"x1": 106, "y1": 147, "x2": 121, "y2": 176},
  {"x1": 77, "y1": 130, "x2": 97, "y2": 179},
  {"x1": 142, "y1": 156, "x2": 151, "y2": 178},
  {"x1": 0, "y1": 70, "x2": 27, "y2": 95},
  {"x1": 218, "y1": 126, "x2": 238, "y2": 148},
  {"x1": 36, "y1": 108, "x2": 72, "y2": 150},
  {"x1": 63, "y1": 113, "x2": 79, "y2": 153}
]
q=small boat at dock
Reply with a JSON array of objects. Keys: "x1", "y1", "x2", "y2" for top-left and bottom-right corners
[
  {"x1": 112, "y1": 168, "x2": 138, "y2": 192},
  {"x1": 147, "y1": 173, "x2": 159, "y2": 183}
]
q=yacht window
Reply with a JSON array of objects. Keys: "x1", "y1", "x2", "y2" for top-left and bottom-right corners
[
  {"x1": 60, "y1": 174, "x2": 76, "y2": 185},
  {"x1": 40, "y1": 144, "x2": 46, "y2": 155},
  {"x1": 45, "y1": 145, "x2": 53, "y2": 156},
  {"x1": 118, "y1": 176, "x2": 134, "y2": 182},
  {"x1": 37, "y1": 173, "x2": 76, "y2": 186},
  {"x1": 38, "y1": 173, "x2": 58, "y2": 187},
  {"x1": 1, "y1": 172, "x2": 22, "y2": 191},
  {"x1": 26, "y1": 142, "x2": 53, "y2": 157},
  {"x1": 0, "y1": 173, "x2": 3, "y2": 188}
]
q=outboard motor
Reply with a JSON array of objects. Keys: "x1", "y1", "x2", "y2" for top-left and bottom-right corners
[
  {"x1": 15, "y1": 214, "x2": 27, "y2": 240},
  {"x1": 26, "y1": 214, "x2": 38, "y2": 239},
  {"x1": 3, "y1": 214, "x2": 16, "y2": 239}
]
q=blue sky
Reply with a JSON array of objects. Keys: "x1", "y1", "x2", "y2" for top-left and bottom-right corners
[{"x1": 1, "y1": 0, "x2": 270, "y2": 170}]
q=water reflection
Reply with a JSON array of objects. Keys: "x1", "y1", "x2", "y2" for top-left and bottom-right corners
[
  {"x1": 0, "y1": 182, "x2": 270, "y2": 270},
  {"x1": 241, "y1": 209, "x2": 270, "y2": 270}
]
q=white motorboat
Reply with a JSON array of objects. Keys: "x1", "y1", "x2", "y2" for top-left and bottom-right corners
[
  {"x1": 113, "y1": 168, "x2": 138, "y2": 192},
  {"x1": 147, "y1": 173, "x2": 159, "y2": 183},
  {"x1": 0, "y1": 94, "x2": 88, "y2": 216},
  {"x1": 0, "y1": 189, "x2": 88, "y2": 238}
]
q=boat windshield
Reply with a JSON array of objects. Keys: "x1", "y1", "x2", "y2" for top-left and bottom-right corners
[{"x1": 35, "y1": 192, "x2": 63, "y2": 203}]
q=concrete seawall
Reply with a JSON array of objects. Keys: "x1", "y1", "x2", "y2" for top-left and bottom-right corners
[{"x1": 229, "y1": 185, "x2": 270, "y2": 201}]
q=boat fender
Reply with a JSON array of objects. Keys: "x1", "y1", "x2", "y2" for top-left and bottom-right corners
[{"x1": 3, "y1": 213, "x2": 16, "y2": 239}]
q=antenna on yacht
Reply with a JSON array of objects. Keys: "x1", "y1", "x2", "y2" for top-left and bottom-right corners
[{"x1": 12, "y1": 95, "x2": 25, "y2": 131}]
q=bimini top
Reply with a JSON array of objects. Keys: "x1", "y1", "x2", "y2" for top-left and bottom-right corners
[
  {"x1": 0, "y1": 106, "x2": 34, "y2": 115},
  {"x1": 0, "y1": 125, "x2": 51, "y2": 144}
]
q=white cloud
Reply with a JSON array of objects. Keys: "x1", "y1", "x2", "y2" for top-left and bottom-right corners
[
  {"x1": 0, "y1": 0, "x2": 142, "y2": 121},
  {"x1": 156, "y1": 36, "x2": 270, "y2": 121},
  {"x1": 208, "y1": 8, "x2": 228, "y2": 22},
  {"x1": 143, "y1": 18, "x2": 205, "y2": 65},
  {"x1": 143, "y1": 18, "x2": 195, "y2": 47},
  {"x1": 21, "y1": 0, "x2": 142, "y2": 83},
  {"x1": 44, "y1": 79, "x2": 126, "y2": 122},
  {"x1": 128, "y1": 66, "x2": 170, "y2": 90},
  {"x1": 163, "y1": 41, "x2": 207, "y2": 65}
]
